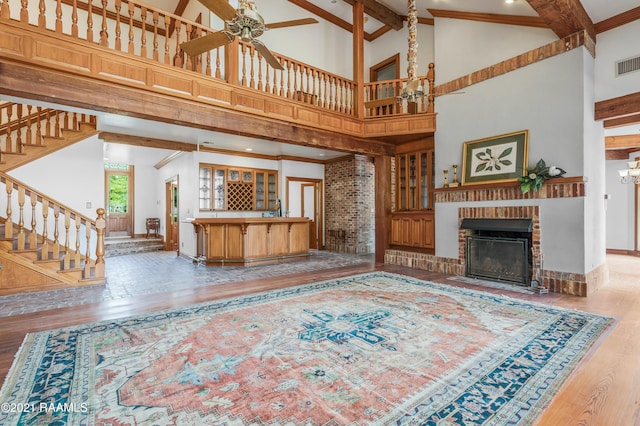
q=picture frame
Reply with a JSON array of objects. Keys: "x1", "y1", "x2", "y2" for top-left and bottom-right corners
[{"x1": 461, "y1": 130, "x2": 529, "y2": 185}]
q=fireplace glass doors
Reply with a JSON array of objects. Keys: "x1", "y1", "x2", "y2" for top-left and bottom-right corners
[{"x1": 465, "y1": 236, "x2": 530, "y2": 286}]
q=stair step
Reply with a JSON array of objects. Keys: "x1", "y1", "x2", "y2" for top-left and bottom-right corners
[{"x1": 105, "y1": 238, "x2": 164, "y2": 257}]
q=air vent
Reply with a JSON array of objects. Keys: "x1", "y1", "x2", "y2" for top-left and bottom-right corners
[{"x1": 616, "y1": 55, "x2": 640, "y2": 77}]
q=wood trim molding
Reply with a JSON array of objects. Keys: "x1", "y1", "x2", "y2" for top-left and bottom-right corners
[
  {"x1": 370, "y1": 53, "x2": 400, "y2": 82},
  {"x1": 595, "y1": 6, "x2": 640, "y2": 34},
  {"x1": 427, "y1": 9, "x2": 547, "y2": 28}
]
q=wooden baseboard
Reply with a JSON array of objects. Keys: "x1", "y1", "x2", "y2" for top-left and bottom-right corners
[{"x1": 607, "y1": 248, "x2": 640, "y2": 256}]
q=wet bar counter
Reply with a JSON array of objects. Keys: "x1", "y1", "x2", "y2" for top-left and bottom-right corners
[{"x1": 191, "y1": 217, "x2": 310, "y2": 266}]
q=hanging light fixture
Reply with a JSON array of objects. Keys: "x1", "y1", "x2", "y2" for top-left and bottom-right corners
[
  {"x1": 401, "y1": 0, "x2": 424, "y2": 100},
  {"x1": 618, "y1": 157, "x2": 640, "y2": 184}
]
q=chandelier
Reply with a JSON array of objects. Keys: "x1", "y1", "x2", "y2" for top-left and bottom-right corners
[{"x1": 618, "y1": 158, "x2": 640, "y2": 184}]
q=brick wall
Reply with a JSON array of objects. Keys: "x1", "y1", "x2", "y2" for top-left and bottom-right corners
[{"x1": 325, "y1": 155, "x2": 375, "y2": 254}]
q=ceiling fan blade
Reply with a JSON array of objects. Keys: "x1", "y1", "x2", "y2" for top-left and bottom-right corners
[
  {"x1": 265, "y1": 18, "x2": 318, "y2": 29},
  {"x1": 181, "y1": 31, "x2": 232, "y2": 56},
  {"x1": 365, "y1": 97, "x2": 398, "y2": 108},
  {"x1": 196, "y1": 0, "x2": 237, "y2": 21},
  {"x1": 252, "y1": 39, "x2": 284, "y2": 70}
]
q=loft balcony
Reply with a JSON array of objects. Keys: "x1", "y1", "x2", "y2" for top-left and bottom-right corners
[{"x1": 0, "y1": 0, "x2": 436, "y2": 156}]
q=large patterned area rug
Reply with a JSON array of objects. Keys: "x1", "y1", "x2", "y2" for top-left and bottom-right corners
[{"x1": 0, "y1": 272, "x2": 613, "y2": 425}]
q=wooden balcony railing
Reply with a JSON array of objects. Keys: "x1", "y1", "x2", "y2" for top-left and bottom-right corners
[
  {"x1": 0, "y1": 0, "x2": 436, "y2": 120},
  {"x1": 364, "y1": 64, "x2": 435, "y2": 118},
  {"x1": 0, "y1": 171, "x2": 106, "y2": 281}
]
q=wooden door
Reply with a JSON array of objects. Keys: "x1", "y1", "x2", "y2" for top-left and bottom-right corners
[
  {"x1": 105, "y1": 166, "x2": 133, "y2": 238},
  {"x1": 302, "y1": 182, "x2": 322, "y2": 250},
  {"x1": 165, "y1": 179, "x2": 179, "y2": 252}
]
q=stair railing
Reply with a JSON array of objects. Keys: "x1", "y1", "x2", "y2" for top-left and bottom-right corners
[
  {"x1": 0, "y1": 171, "x2": 105, "y2": 280},
  {"x1": 0, "y1": 102, "x2": 97, "y2": 156}
]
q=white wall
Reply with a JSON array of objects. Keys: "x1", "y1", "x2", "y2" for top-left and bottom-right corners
[
  {"x1": 364, "y1": 22, "x2": 434, "y2": 81},
  {"x1": 10, "y1": 135, "x2": 105, "y2": 217},
  {"x1": 594, "y1": 21, "x2": 640, "y2": 102},
  {"x1": 581, "y1": 49, "x2": 607, "y2": 271},
  {"x1": 434, "y1": 18, "x2": 557, "y2": 84}
]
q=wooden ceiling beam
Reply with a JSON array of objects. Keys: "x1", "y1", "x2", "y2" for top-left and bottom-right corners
[
  {"x1": 341, "y1": 0, "x2": 403, "y2": 31},
  {"x1": 288, "y1": 0, "x2": 352, "y2": 33},
  {"x1": 605, "y1": 135, "x2": 640, "y2": 150},
  {"x1": 526, "y1": 0, "x2": 595, "y2": 41},
  {"x1": 606, "y1": 149, "x2": 639, "y2": 160},
  {"x1": 595, "y1": 92, "x2": 640, "y2": 121},
  {"x1": 427, "y1": 9, "x2": 547, "y2": 28},
  {"x1": 604, "y1": 113, "x2": 640, "y2": 129},
  {"x1": 99, "y1": 132, "x2": 198, "y2": 151},
  {"x1": 595, "y1": 6, "x2": 640, "y2": 34}
]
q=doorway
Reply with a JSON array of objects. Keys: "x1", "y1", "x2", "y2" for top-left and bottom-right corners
[
  {"x1": 105, "y1": 164, "x2": 134, "y2": 238},
  {"x1": 370, "y1": 53, "x2": 400, "y2": 114},
  {"x1": 287, "y1": 177, "x2": 323, "y2": 250},
  {"x1": 165, "y1": 177, "x2": 179, "y2": 252}
]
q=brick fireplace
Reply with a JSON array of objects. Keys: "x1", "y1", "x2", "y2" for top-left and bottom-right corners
[{"x1": 385, "y1": 178, "x2": 608, "y2": 297}]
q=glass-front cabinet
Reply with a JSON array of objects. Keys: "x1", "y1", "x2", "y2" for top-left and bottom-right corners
[
  {"x1": 254, "y1": 171, "x2": 278, "y2": 210},
  {"x1": 199, "y1": 163, "x2": 277, "y2": 211},
  {"x1": 396, "y1": 149, "x2": 434, "y2": 211},
  {"x1": 392, "y1": 142, "x2": 435, "y2": 250}
]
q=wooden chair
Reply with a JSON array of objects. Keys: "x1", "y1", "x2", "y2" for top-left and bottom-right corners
[{"x1": 146, "y1": 218, "x2": 160, "y2": 238}]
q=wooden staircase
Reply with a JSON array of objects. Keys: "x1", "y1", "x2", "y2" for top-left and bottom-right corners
[
  {"x1": 0, "y1": 102, "x2": 98, "y2": 172},
  {"x1": 0, "y1": 173, "x2": 107, "y2": 295},
  {"x1": 0, "y1": 103, "x2": 106, "y2": 295}
]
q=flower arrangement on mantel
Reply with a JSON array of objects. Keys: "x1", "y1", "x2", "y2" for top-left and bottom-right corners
[{"x1": 518, "y1": 159, "x2": 566, "y2": 193}]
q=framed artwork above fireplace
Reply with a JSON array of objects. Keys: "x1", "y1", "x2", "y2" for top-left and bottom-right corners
[{"x1": 461, "y1": 130, "x2": 528, "y2": 185}]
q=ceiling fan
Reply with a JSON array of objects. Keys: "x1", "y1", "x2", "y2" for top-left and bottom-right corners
[{"x1": 180, "y1": 0, "x2": 318, "y2": 70}]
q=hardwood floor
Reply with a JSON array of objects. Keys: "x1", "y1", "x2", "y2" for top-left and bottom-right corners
[{"x1": 0, "y1": 254, "x2": 638, "y2": 425}]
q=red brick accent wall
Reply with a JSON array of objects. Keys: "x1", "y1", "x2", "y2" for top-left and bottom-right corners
[
  {"x1": 434, "y1": 179, "x2": 586, "y2": 203},
  {"x1": 325, "y1": 155, "x2": 375, "y2": 254}
]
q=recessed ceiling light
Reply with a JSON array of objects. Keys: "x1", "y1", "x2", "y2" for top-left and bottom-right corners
[
  {"x1": 245, "y1": 148, "x2": 253, "y2": 151},
  {"x1": 505, "y1": 0, "x2": 515, "y2": 3}
]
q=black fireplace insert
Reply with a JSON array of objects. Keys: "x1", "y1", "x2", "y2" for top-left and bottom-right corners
[{"x1": 461, "y1": 218, "x2": 533, "y2": 286}]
